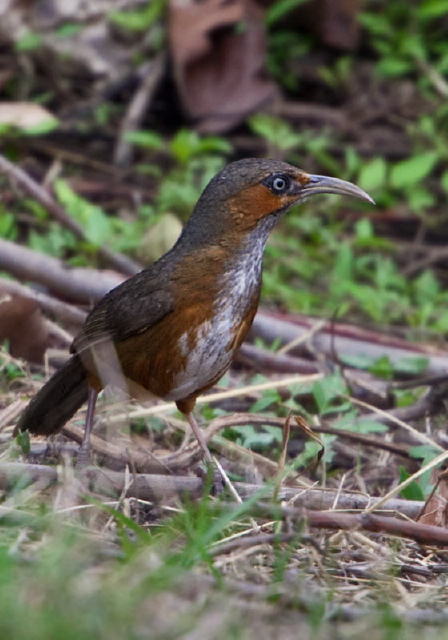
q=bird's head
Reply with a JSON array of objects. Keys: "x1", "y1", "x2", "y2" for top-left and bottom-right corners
[{"x1": 183, "y1": 158, "x2": 374, "y2": 244}]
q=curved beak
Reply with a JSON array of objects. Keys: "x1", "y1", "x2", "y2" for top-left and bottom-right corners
[{"x1": 302, "y1": 174, "x2": 375, "y2": 205}]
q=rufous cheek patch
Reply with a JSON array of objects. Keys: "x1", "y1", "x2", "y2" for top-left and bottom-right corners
[{"x1": 228, "y1": 183, "x2": 290, "y2": 225}]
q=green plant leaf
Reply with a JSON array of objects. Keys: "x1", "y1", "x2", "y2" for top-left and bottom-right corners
[
  {"x1": 233, "y1": 424, "x2": 282, "y2": 450},
  {"x1": 368, "y1": 355, "x2": 394, "y2": 379},
  {"x1": 441, "y1": 169, "x2": 448, "y2": 192},
  {"x1": 409, "y1": 445, "x2": 440, "y2": 460},
  {"x1": 16, "y1": 430, "x2": 30, "y2": 454},
  {"x1": 29, "y1": 224, "x2": 77, "y2": 258},
  {"x1": 358, "y1": 157, "x2": 387, "y2": 191},
  {"x1": 22, "y1": 118, "x2": 59, "y2": 136},
  {"x1": 251, "y1": 389, "x2": 281, "y2": 412},
  {"x1": 248, "y1": 114, "x2": 303, "y2": 151},
  {"x1": 394, "y1": 356, "x2": 428, "y2": 375},
  {"x1": 358, "y1": 13, "x2": 392, "y2": 36},
  {"x1": 390, "y1": 152, "x2": 438, "y2": 189},
  {"x1": 84, "y1": 208, "x2": 112, "y2": 247},
  {"x1": 398, "y1": 466, "x2": 425, "y2": 501},
  {"x1": 312, "y1": 373, "x2": 347, "y2": 414},
  {"x1": 334, "y1": 411, "x2": 388, "y2": 433},
  {"x1": 109, "y1": 0, "x2": 164, "y2": 31},
  {"x1": 124, "y1": 130, "x2": 164, "y2": 150},
  {"x1": 56, "y1": 23, "x2": 84, "y2": 38},
  {"x1": 168, "y1": 130, "x2": 231, "y2": 165},
  {"x1": 407, "y1": 186, "x2": 435, "y2": 212},
  {"x1": 54, "y1": 180, "x2": 111, "y2": 247},
  {"x1": 418, "y1": 0, "x2": 448, "y2": 19},
  {"x1": 0, "y1": 210, "x2": 16, "y2": 239},
  {"x1": 15, "y1": 32, "x2": 43, "y2": 51},
  {"x1": 265, "y1": 0, "x2": 308, "y2": 26},
  {"x1": 377, "y1": 57, "x2": 413, "y2": 77},
  {"x1": 408, "y1": 447, "x2": 439, "y2": 496}
]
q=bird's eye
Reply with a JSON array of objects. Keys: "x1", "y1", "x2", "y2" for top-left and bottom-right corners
[
  {"x1": 261, "y1": 173, "x2": 291, "y2": 194},
  {"x1": 270, "y1": 174, "x2": 290, "y2": 193},
  {"x1": 273, "y1": 177, "x2": 286, "y2": 190}
]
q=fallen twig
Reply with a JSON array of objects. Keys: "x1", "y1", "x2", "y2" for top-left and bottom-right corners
[
  {"x1": 0, "y1": 239, "x2": 123, "y2": 304},
  {"x1": 237, "y1": 342, "x2": 320, "y2": 374},
  {"x1": 251, "y1": 311, "x2": 448, "y2": 376},
  {"x1": 5, "y1": 462, "x2": 447, "y2": 545},
  {"x1": 0, "y1": 462, "x2": 424, "y2": 519},
  {"x1": 305, "y1": 509, "x2": 448, "y2": 547}
]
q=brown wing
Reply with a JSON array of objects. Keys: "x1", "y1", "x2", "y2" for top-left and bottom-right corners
[{"x1": 71, "y1": 262, "x2": 175, "y2": 355}]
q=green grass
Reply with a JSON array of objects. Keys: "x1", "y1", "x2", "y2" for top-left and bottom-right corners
[{"x1": 0, "y1": 485, "x2": 446, "y2": 640}]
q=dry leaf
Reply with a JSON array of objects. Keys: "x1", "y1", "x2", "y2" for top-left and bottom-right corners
[
  {"x1": 418, "y1": 468, "x2": 448, "y2": 528},
  {"x1": 294, "y1": 415, "x2": 325, "y2": 468},
  {"x1": 0, "y1": 293, "x2": 50, "y2": 363},
  {"x1": 169, "y1": 0, "x2": 279, "y2": 133}
]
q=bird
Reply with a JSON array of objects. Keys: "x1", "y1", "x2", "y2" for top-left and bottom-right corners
[{"x1": 15, "y1": 158, "x2": 373, "y2": 479}]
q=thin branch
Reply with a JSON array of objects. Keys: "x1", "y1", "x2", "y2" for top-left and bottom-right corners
[
  {"x1": 250, "y1": 312, "x2": 448, "y2": 376},
  {"x1": 0, "y1": 462, "x2": 424, "y2": 519},
  {"x1": 0, "y1": 239, "x2": 122, "y2": 303},
  {"x1": 249, "y1": 502, "x2": 448, "y2": 547},
  {"x1": 5, "y1": 462, "x2": 446, "y2": 544}
]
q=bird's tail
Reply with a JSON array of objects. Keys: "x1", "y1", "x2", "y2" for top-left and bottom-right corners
[{"x1": 15, "y1": 354, "x2": 89, "y2": 436}]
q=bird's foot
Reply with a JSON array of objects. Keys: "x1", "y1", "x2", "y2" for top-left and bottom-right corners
[
  {"x1": 196, "y1": 462, "x2": 225, "y2": 495},
  {"x1": 75, "y1": 443, "x2": 91, "y2": 470}
]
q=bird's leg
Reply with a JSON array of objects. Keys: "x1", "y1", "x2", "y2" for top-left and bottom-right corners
[
  {"x1": 75, "y1": 387, "x2": 98, "y2": 469},
  {"x1": 186, "y1": 411, "x2": 214, "y2": 464},
  {"x1": 186, "y1": 411, "x2": 225, "y2": 494}
]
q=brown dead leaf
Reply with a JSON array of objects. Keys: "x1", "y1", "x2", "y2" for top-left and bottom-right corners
[
  {"x1": 418, "y1": 468, "x2": 448, "y2": 528},
  {"x1": 294, "y1": 415, "x2": 324, "y2": 468},
  {"x1": 169, "y1": 0, "x2": 279, "y2": 133},
  {"x1": 0, "y1": 292, "x2": 50, "y2": 363}
]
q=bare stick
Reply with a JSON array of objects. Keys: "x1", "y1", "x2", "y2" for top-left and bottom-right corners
[
  {"x1": 0, "y1": 239, "x2": 123, "y2": 303},
  {"x1": 304, "y1": 509, "x2": 448, "y2": 547},
  {"x1": 251, "y1": 312, "x2": 448, "y2": 376},
  {"x1": 0, "y1": 462, "x2": 424, "y2": 519}
]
